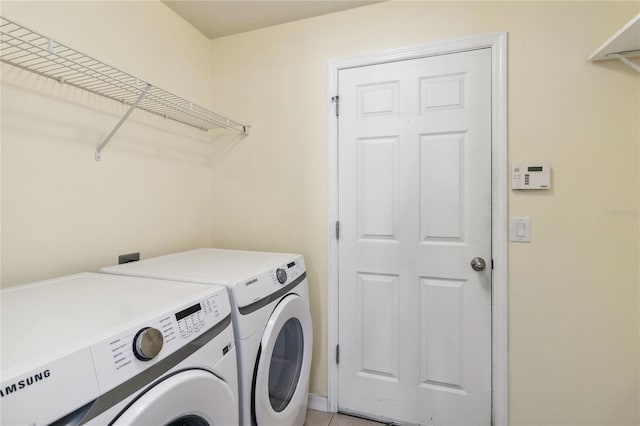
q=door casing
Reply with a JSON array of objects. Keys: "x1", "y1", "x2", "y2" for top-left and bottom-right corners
[{"x1": 326, "y1": 32, "x2": 508, "y2": 426}]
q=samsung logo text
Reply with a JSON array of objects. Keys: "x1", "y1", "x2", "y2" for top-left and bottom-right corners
[{"x1": 0, "y1": 370, "x2": 51, "y2": 398}]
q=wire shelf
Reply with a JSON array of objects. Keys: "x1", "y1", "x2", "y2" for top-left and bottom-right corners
[{"x1": 0, "y1": 16, "x2": 249, "y2": 158}]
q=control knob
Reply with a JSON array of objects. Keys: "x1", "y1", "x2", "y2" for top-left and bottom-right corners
[
  {"x1": 133, "y1": 327, "x2": 164, "y2": 361},
  {"x1": 276, "y1": 268, "x2": 288, "y2": 284}
]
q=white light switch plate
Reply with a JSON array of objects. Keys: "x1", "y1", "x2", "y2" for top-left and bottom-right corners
[{"x1": 511, "y1": 217, "x2": 531, "y2": 242}]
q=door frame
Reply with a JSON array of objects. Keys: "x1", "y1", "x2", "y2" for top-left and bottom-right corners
[{"x1": 326, "y1": 32, "x2": 508, "y2": 425}]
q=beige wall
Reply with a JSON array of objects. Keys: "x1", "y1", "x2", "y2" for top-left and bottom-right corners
[
  {"x1": 1, "y1": 1, "x2": 639, "y2": 425},
  {"x1": 207, "y1": 1, "x2": 640, "y2": 424},
  {"x1": 1, "y1": 1, "x2": 218, "y2": 285}
]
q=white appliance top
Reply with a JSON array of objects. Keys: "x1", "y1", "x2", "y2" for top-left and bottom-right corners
[
  {"x1": 102, "y1": 248, "x2": 296, "y2": 284},
  {"x1": 100, "y1": 248, "x2": 307, "y2": 311},
  {"x1": 1, "y1": 272, "x2": 224, "y2": 378},
  {"x1": 1, "y1": 272, "x2": 232, "y2": 426}
]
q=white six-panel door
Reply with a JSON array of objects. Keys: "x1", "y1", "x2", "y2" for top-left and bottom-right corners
[{"x1": 337, "y1": 48, "x2": 492, "y2": 425}]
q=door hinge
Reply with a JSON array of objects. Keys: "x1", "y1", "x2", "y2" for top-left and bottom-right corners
[
  {"x1": 335, "y1": 221, "x2": 340, "y2": 240},
  {"x1": 336, "y1": 344, "x2": 340, "y2": 364},
  {"x1": 332, "y1": 95, "x2": 340, "y2": 117},
  {"x1": 491, "y1": 259, "x2": 494, "y2": 270}
]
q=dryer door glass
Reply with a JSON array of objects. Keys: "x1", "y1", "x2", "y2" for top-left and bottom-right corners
[
  {"x1": 254, "y1": 293, "x2": 312, "y2": 425},
  {"x1": 269, "y1": 318, "x2": 303, "y2": 412}
]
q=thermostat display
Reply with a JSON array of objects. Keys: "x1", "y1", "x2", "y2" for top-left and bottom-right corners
[{"x1": 512, "y1": 163, "x2": 551, "y2": 189}]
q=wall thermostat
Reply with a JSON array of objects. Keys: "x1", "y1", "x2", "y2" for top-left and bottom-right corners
[{"x1": 512, "y1": 163, "x2": 551, "y2": 189}]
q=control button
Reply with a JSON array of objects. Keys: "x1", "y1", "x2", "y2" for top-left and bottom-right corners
[
  {"x1": 133, "y1": 327, "x2": 164, "y2": 361},
  {"x1": 276, "y1": 268, "x2": 287, "y2": 284}
]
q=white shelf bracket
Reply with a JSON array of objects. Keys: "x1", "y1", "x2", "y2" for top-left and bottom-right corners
[
  {"x1": 611, "y1": 53, "x2": 640, "y2": 73},
  {"x1": 95, "y1": 84, "x2": 151, "y2": 161}
]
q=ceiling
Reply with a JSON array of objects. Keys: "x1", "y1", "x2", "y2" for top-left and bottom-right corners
[{"x1": 163, "y1": 0, "x2": 384, "y2": 39}]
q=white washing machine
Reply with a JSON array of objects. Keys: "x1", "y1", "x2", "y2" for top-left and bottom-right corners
[
  {"x1": 101, "y1": 248, "x2": 313, "y2": 426},
  {"x1": 0, "y1": 272, "x2": 238, "y2": 425}
]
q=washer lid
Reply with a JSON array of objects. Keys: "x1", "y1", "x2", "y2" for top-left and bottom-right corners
[
  {"x1": 1, "y1": 273, "x2": 226, "y2": 380},
  {"x1": 101, "y1": 248, "x2": 298, "y2": 284},
  {"x1": 100, "y1": 248, "x2": 307, "y2": 307}
]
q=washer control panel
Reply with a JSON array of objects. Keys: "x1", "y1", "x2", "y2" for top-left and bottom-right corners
[
  {"x1": 270, "y1": 260, "x2": 304, "y2": 287},
  {"x1": 235, "y1": 255, "x2": 306, "y2": 308},
  {"x1": 91, "y1": 289, "x2": 229, "y2": 393}
]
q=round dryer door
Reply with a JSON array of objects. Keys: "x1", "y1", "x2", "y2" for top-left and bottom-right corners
[
  {"x1": 253, "y1": 294, "x2": 312, "y2": 425},
  {"x1": 112, "y1": 369, "x2": 238, "y2": 426}
]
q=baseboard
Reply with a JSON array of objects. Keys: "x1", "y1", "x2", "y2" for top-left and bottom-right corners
[{"x1": 308, "y1": 393, "x2": 329, "y2": 412}]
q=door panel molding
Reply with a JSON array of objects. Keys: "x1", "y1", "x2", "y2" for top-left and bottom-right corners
[{"x1": 327, "y1": 32, "x2": 508, "y2": 425}]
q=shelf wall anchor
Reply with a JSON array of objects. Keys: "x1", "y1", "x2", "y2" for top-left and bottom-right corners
[{"x1": 95, "y1": 84, "x2": 152, "y2": 161}]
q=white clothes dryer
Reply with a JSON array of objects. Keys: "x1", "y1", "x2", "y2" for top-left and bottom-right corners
[
  {"x1": 102, "y1": 248, "x2": 313, "y2": 426},
  {"x1": 0, "y1": 272, "x2": 238, "y2": 426}
]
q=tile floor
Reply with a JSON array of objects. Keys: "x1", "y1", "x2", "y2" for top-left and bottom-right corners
[{"x1": 304, "y1": 409, "x2": 386, "y2": 426}]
